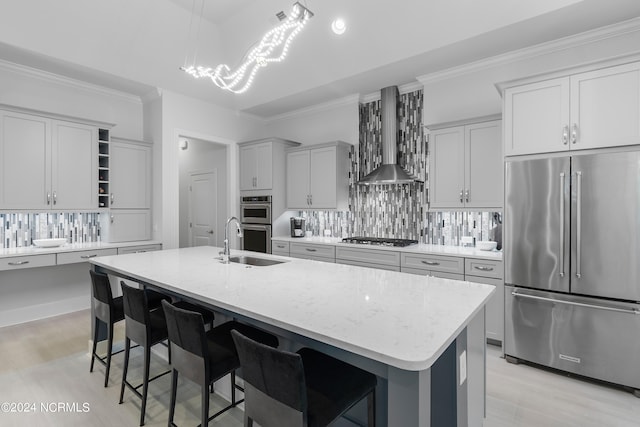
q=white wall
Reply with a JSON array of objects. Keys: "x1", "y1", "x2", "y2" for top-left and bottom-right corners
[
  {"x1": 178, "y1": 139, "x2": 227, "y2": 248},
  {"x1": 0, "y1": 61, "x2": 143, "y2": 139},
  {"x1": 257, "y1": 97, "x2": 359, "y2": 147}
]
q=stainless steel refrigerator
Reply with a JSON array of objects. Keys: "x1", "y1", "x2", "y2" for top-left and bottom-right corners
[{"x1": 504, "y1": 150, "x2": 640, "y2": 396}]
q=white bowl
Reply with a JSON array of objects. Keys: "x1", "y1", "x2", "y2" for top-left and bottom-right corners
[
  {"x1": 33, "y1": 238, "x2": 67, "y2": 248},
  {"x1": 476, "y1": 241, "x2": 497, "y2": 251}
]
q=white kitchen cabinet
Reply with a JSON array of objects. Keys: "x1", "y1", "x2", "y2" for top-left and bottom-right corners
[
  {"x1": 289, "y1": 242, "x2": 335, "y2": 262},
  {"x1": 271, "y1": 240, "x2": 290, "y2": 256},
  {"x1": 100, "y1": 210, "x2": 151, "y2": 243},
  {"x1": 401, "y1": 252, "x2": 465, "y2": 278},
  {"x1": 0, "y1": 110, "x2": 97, "y2": 210},
  {"x1": 286, "y1": 141, "x2": 350, "y2": 210},
  {"x1": 240, "y1": 141, "x2": 272, "y2": 191},
  {"x1": 464, "y1": 258, "x2": 503, "y2": 344},
  {"x1": 336, "y1": 246, "x2": 401, "y2": 271},
  {"x1": 428, "y1": 119, "x2": 502, "y2": 209},
  {"x1": 110, "y1": 138, "x2": 151, "y2": 209},
  {"x1": 503, "y1": 61, "x2": 640, "y2": 156}
]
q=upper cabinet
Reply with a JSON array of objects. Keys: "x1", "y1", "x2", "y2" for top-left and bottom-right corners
[
  {"x1": 240, "y1": 141, "x2": 273, "y2": 191},
  {"x1": 0, "y1": 110, "x2": 98, "y2": 210},
  {"x1": 286, "y1": 141, "x2": 351, "y2": 210},
  {"x1": 110, "y1": 138, "x2": 151, "y2": 209},
  {"x1": 428, "y1": 119, "x2": 502, "y2": 209},
  {"x1": 503, "y1": 61, "x2": 640, "y2": 156}
]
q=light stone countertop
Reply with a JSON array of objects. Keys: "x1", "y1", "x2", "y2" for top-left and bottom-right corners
[
  {"x1": 273, "y1": 236, "x2": 503, "y2": 261},
  {"x1": 90, "y1": 246, "x2": 495, "y2": 371},
  {"x1": 0, "y1": 240, "x2": 162, "y2": 258}
]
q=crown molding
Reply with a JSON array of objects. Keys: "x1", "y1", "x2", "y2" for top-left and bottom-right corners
[
  {"x1": 359, "y1": 80, "x2": 424, "y2": 104},
  {"x1": 416, "y1": 16, "x2": 640, "y2": 85},
  {"x1": 0, "y1": 59, "x2": 143, "y2": 104}
]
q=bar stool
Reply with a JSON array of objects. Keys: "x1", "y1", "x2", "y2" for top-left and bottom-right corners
[
  {"x1": 119, "y1": 282, "x2": 174, "y2": 426},
  {"x1": 161, "y1": 300, "x2": 279, "y2": 427},
  {"x1": 89, "y1": 270, "x2": 167, "y2": 387},
  {"x1": 231, "y1": 329, "x2": 377, "y2": 427}
]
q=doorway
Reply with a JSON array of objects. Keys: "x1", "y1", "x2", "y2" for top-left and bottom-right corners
[{"x1": 178, "y1": 137, "x2": 228, "y2": 248}]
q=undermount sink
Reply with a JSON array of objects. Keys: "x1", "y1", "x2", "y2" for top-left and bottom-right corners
[{"x1": 227, "y1": 255, "x2": 286, "y2": 267}]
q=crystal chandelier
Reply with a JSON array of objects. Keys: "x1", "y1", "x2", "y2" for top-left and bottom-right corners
[{"x1": 181, "y1": 2, "x2": 313, "y2": 94}]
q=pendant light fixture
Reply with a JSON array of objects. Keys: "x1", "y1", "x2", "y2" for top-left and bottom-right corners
[{"x1": 181, "y1": 1, "x2": 313, "y2": 94}]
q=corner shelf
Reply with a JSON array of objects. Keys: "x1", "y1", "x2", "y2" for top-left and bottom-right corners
[{"x1": 98, "y1": 128, "x2": 110, "y2": 209}]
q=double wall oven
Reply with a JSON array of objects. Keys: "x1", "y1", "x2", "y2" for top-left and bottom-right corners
[{"x1": 240, "y1": 195, "x2": 272, "y2": 254}]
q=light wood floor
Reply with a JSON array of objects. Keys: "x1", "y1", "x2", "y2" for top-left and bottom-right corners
[{"x1": 0, "y1": 310, "x2": 638, "y2": 426}]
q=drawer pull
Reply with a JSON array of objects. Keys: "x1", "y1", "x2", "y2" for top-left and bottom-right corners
[
  {"x1": 8, "y1": 261, "x2": 29, "y2": 266},
  {"x1": 474, "y1": 266, "x2": 494, "y2": 272},
  {"x1": 80, "y1": 254, "x2": 98, "y2": 259},
  {"x1": 305, "y1": 248, "x2": 317, "y2": 252},
  {"x1": 421, "y1": 260, "x2": 440, "y2": 266},
  {"x1": 134, "y1": 250, "x2": 147, "y2": 253},
  {"x1": 277, "y1": 245, "x2": 285, "y2": 249}
]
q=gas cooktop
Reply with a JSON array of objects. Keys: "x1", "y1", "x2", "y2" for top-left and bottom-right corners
[{"x1": 341, "y1": 237, "x2": 418, "y2": 247}]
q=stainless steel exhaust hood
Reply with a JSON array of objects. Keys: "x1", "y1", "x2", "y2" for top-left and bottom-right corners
[{"x1": 358, "y1": 86, "x2": 423, "y2": 185}]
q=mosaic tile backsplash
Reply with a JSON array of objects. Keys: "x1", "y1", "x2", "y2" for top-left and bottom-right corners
[
  {"x1": 299, "y1": 88, "x2": 501, "y2": 247},
  {"x1": 1, "y1": 213, "x2": 101, "y2": 248}
]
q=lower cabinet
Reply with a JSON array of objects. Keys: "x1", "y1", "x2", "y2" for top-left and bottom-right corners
[
  {"x1": 400, "y1": 253, "x2": 465, "y2": 278},
  {"x1": 56, "y1": 248, "x2": 117, "y2": 265},
  {"x1": 289, "y1": 242, "x2": 335, "y2": 262},
  {"x1": 272, "y1": 240, "x2": 290, "y2": 256},
  {"x1": 100, "y1": 210, "x2": 151, "y2": 243},
  {"x1": 0, "y1": 254, "x2": 56, "y2": 271},
  {"x1": 336, "y1": 247, "x2": 400, "y2": 271},
  {"x1": 464, "y1": 258, "x2": 504, "y2": 344}
]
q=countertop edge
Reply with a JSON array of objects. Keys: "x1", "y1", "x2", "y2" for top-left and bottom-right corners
[{"x1": 0, "y1": 240, "x2": 162, "y2": 258}]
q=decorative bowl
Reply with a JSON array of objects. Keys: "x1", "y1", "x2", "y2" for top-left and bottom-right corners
[
  {"x1": 476, "y1": 241, "x2": 497, "y2": 251},
  {"x1": 33, "y1": 238, "x2": 67, "y2": 248}
]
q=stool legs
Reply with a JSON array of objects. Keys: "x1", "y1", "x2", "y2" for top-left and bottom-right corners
[
  {"x1": 119, "y1": 337, "x2": 131, "y2": 405},
  {"x1": 140, "y1": 344, "x2": 151, "y2": 426},
  {"x1": 168, "y1": 369, "x2": 178, "y2": 427},
  {"x1": 202, "y1": 383, "x2": 210, "y2": 427},
  {"x1": 90, "y1": 318, "x2": 115, "y2": 388}
]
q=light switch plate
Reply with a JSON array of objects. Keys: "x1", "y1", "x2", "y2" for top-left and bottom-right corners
[{"x1": 459, "y1": 350, "x2": 467, "y2": 386}]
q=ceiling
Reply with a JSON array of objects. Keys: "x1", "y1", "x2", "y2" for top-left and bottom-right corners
[{"x1": 1, "y1": 0, "x2": 640, "y2": 118}]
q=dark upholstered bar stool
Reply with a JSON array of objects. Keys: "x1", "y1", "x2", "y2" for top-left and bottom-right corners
[
  {"x1": 119, "y1": 282, "x2": 174, "y2": 426},
  {"x1": 89, "y1": 270, "x2": 167, "y2": 387},
  {"x1": 231, "y1": 330, "x2": 377, "y2": 427},
  {"x1": 162, "y1": 300, "x2": 279, "y2": 427}
]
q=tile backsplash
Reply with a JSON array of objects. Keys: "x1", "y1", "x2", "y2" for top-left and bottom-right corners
[
  {"x1": 298, "y1": 88, "x2": 502, "y2": 247},
  {"x1": 1, "y1": 213, "x2": 101, "y2": 248}
]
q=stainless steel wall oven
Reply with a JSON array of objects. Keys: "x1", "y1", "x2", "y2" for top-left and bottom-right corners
[{"x1": 240, "y1": 196, "x2": 272, "y2": 253}]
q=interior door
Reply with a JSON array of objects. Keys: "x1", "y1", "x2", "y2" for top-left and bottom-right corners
[
  {"x1": 571, "y1": 151, "x2": 640, "y2": 301},
  {"x1": 505, "y1": 157, "x2": 570, "y2": 292},
  {"x1": 189, "y1": 171, "x2": 218, "y2": 247}
]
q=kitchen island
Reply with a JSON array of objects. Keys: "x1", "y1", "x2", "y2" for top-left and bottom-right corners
[{"x1": 90, "y1": 246, "x2": 495, "y2": 427}]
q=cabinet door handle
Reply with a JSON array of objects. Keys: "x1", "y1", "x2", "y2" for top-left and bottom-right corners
[
  {"x1": 465, "y1": 189, "x2": 470, "y2": 203},
  {"x1": 8, "y1": 260, "x2": 29, "y2": 266},
  {"x1": 111, "y1": 193, "x2": 114, "y2": 205},
  {"x1": 110, "y1": 215, "x2": 114, "y2": 224},
  {"x1": 80, "y1": 254, "x2": 98, "y2": 259},
  {"x1": 571, "y1": 123, "x2": 578, "y2": 144},
  {"x1": 562, "y1": 125, "x2": 569, "y2": 145},
  {"x1": 309, "y1": 194, "x2": 312, "y2": 206},
  {"x1": 421, "y1": 260, "x2": 440, "y2": 266},
  {"x1": 474, "y1": 266, "x2": 494, "y2": 271},
  {"x1": 459, "y1": 189, "x2": 463, "y2": 203},
  {"x1": 53, "y1": 191, "x2": 57, "y2": 205},
  {"x1": 47, "y1": 192, "x2": 51, "y2": 205},
  {"x1": 305, "y1": 248, "x2": 317, "y2": 252}
]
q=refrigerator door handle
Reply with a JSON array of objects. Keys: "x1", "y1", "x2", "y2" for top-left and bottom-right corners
[
  {"x1": 559, "y1": 172, "x2": 565, "y2": 277},
  {"x1": 511, "y1": 291, "x2": 640, "y2": 315},
  {"x1": 575, "y1": 171, "x2": 582, "y2": 279}
]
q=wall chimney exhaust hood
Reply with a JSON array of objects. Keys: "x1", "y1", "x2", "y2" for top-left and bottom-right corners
[{"x1": 358, "y1": 86, "x2": 423, "y2": 185}]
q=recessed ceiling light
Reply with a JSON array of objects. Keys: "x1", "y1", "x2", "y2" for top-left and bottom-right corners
[{"x1": 331, "y1": 18, "x2": 346, "y2": 35}]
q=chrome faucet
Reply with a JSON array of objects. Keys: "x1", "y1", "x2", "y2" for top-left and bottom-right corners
[{"x1": 220, "y1": 216, "x2": 243, "y2": 263}]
